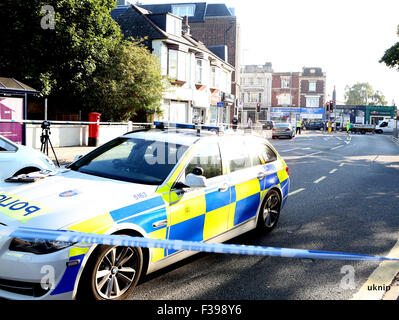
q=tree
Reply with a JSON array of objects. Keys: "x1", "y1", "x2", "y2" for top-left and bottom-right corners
[
  {"x1": 0, "y1": 0, "x2": 165, "y2": 121},
  {"x1": 380, "y1": 25, "x2": 399, "y2": 71},
  {"x1": 344, "y1": 82, "x2": 387, "y2": 106},
  {"x1": 87, "y1": 39, "x2": 166, "y2": 121}
]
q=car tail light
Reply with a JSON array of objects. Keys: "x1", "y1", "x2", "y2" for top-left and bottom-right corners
[
  {"x1": 286, "y1": 128, "x2": 291, "y2": 131},
  {"x1": 272, "y1": 128, "x2": 276, "y2": 131},
  {"x1": 286, "y1": 166, "x2": 289, "y2": 176}
]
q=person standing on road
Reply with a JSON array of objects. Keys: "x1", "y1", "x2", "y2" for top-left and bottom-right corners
[
  {"x1": 346, "y1": 121, "x2": 350, "y2": 134},
  {"x1": 296, "y1": 118, "x2": 302, "y2": 135},
  {"x1": 248, "y1": 117, "x2": 253, "y2": 129},
  {"x1": 232, "y1": 117, "x2": 239, "y2": 131}
]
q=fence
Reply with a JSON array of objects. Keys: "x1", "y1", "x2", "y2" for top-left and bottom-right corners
[{"x1": 0, "y1": 120, "x2": 150, "y2": 148}]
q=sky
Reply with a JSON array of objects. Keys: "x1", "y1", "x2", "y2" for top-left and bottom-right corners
[{"x1": 133, "y1": 0, "x2": 399, "y2": 105}]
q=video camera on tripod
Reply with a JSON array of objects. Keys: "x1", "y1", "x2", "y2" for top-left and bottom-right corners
[{"x1": 40, "y1": 121, "x2": 59, "y2": 167}]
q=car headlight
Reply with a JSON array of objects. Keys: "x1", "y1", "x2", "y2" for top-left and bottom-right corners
[{"x1": 9, "y1": 238, "x2": 75, "y2": 255}]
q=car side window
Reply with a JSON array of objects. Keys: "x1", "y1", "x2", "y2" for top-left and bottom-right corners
[
  {"x1": 256, "y1": 143, "x2": 278, "y2": 163},
  {"x1": 0, "y1": 138, "x2": 17, "y2": 152},
  {"x1": 221, "y1": 139, "x2": 252, "y2": 173},
  {"x1": 185, "y1": 142, "x2": 222, "y2": 179},
  {"x1": 246, "y1": 140, "x2": 277, "y2": 165}
]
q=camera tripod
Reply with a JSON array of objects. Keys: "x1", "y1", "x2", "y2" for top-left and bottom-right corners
[{"x1": 40, "y1": 121, "x2": 60, "y2": 167}]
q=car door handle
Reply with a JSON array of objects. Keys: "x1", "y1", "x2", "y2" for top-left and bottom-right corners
[
  {"x1": 152, "y1": 220, "x2": 168, "y2": 228},
  {"x1": 218, "y1": 183, "x2": 230, "y2": 192},
  {"x1": 257, "y1": 173, "x2": 266, "y2": 180}
]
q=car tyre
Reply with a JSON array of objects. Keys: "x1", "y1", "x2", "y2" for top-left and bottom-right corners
[
  {"x1": 78, "y1": 237, "x2": 143, "y2": 300},
  {"x1": 256, "y1": 190, "x2": 281, "y2": 234}
]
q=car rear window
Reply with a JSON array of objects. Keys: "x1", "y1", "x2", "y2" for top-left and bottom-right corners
[{"x1": 276, "y1": 123, "x2": 290, "y2": 128}]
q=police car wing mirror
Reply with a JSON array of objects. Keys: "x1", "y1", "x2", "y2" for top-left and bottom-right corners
[
  {"x1": 185, "y1": 173, "x2": 207, "y2": 188},
  {"x1": 192, "y1": 167, "x2": 204, "y2": 176}
]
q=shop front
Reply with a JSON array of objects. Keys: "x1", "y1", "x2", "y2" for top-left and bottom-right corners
[
  {"x1": 366, "y1": 106, "x2": 396, "y2": 125},
  {"x1": 271, "y1": 107, "x2": 325, "y2": 126}
]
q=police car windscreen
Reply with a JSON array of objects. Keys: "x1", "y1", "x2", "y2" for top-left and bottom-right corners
[{"x1": 68, "y1": 137, "x2": 188, "y2": 185}]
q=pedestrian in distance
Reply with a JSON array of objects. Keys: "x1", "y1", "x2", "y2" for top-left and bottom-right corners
[
  {"x1": 248, "y1": 117, "x2": 253, "y2": 129},
  {"x1": 232, "y1": 117, "x2": 239, "y2": 131},
  {"x1": 296, "y1": 118, "x2": 302, "y2": 135}
]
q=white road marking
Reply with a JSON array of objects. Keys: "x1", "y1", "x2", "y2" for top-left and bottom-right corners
[
  {"x1": 329, "y1": 169, "x2": 338, "y2": 174},
  {"x1": 336, "y1": 137, "x2": 342, "y2": 141},
  {"x1": 314, "y1": 176, "x2": 327, "y2": 184},
  {"x1": 288, "y1": 188, "x2": 305, "y2": 197},
  {"x1": 331, "y1": 145, "x2": 344, "y2": 150},
  {"x1": 339, "y1": 163, "x2": 345, "y2": 167}
]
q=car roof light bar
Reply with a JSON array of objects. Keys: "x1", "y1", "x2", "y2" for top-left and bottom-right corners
[{"x1": 154, "y1": 122, "x2": 223, "y2": 135}]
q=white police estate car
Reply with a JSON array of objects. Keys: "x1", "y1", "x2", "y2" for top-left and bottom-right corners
[{"x1": 0, "y1": 123, "x2": 290, "y2": 300}]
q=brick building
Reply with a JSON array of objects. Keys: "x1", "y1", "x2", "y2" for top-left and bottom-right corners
[
  {"x1": 271, "y1": 68, "x2": 327, "y2": 124},
  {"x1": 271, "y1": 72, "x2": 301, "y2": 120},
  {"x1": 300, "y1": 67, "x2": 326, "y2": 109}
]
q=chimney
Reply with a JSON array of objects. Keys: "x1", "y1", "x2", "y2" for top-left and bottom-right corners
[{"x1": 182, "y1": 15, "x2": 191, "y2": 35}]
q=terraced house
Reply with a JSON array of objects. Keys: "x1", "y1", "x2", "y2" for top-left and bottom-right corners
[{"x1": 112, "y1": 3, "x2": 235, "y2": 125}]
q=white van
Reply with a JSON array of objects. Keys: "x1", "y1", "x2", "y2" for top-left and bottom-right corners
[{"x1": 375, "y1": 119, "x2": 396, "y2": 134}]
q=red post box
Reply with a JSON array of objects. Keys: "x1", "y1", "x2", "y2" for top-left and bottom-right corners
[{"x1": 88, "y1": 112, "x2": 101, "y2": 146}]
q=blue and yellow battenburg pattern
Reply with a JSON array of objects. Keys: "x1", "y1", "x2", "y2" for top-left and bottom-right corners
[{"x1": 55, "y1": 157, "x2": 289, "y2": 296}]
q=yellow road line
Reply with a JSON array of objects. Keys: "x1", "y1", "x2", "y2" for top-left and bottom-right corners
[{"x1": 352, "y1": 238, "x2": 399, "y2": 300}]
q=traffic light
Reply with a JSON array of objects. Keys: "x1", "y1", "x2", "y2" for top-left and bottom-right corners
[
  {"x1": 330, "y1": 100, "x2": 334, "y2": 112},
  {"x1": 256, "y1": 103, "x2": 261, "y2": 113},
  {"x1": 326, "y1": 101, "x2": 330, "y2": 112}
]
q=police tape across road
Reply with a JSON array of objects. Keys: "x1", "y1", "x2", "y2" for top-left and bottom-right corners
[{"x1": 1, "y1": 226, "x2": 399, "y2": 263}]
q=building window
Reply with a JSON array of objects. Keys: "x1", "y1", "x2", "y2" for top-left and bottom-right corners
[
  {"x1": 249, "y1": 92, "x2": 259, "y2": 103},
  {"x1": 210, "y1": 66, "x2": 219, "y2": 88},
  {"x1": 277, "y1": 93, "x2": 292, "y2": 106},
  {"x1": 309, "y1": 82, "x2": 316, "y2": 92},
  {"x1": 172, "y1": 4, "x2": 196, "y2": 17},
  {"x1": 306, "y1": 96, "x2": 320, "y2": 108},
  {"x1": 196, "y1": 59, "x2": 203, "y2": 84},
  {"x1": 168, "y1": 49, "x2": 178, "y2": 79},
  {"x1": 281, "y1": 78, "x2": 290, "y2": 89}
]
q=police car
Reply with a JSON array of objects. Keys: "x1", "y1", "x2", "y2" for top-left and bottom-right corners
[{"x1": 0, "y1": 122, "x2": 290, "y2": 300}]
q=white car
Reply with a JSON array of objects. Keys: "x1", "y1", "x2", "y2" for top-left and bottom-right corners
[{"x1": 0, "y1": 135, "x2": 56, "y2": 181}]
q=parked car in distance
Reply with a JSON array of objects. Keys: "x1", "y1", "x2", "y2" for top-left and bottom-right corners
[
  {"x1": 272, "y1": 123, "x2": 295, "y2": 139},
  {"x1": 259, "y1": 120, "x2": 275, "y2": 130},
  {"x1": 304, "y1": 121, "x2": 324, "y2": 131},
  {"x1": 0, "y1": 135, "x2": 56, "y2": 181}
]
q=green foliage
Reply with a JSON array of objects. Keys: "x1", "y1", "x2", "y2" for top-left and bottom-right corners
[
  {"x1": 87, "y1": 39, "x2": 166, "y2": 121},
  {"x1": 380, "y1": 25, "x2": 399, "y2": 71},
  {"x1": 0, "y1": 0, "x2": 165, "y2": 121},
  {"x1": 344, "y1": 82, "x2": 387, "y2": 106}
]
